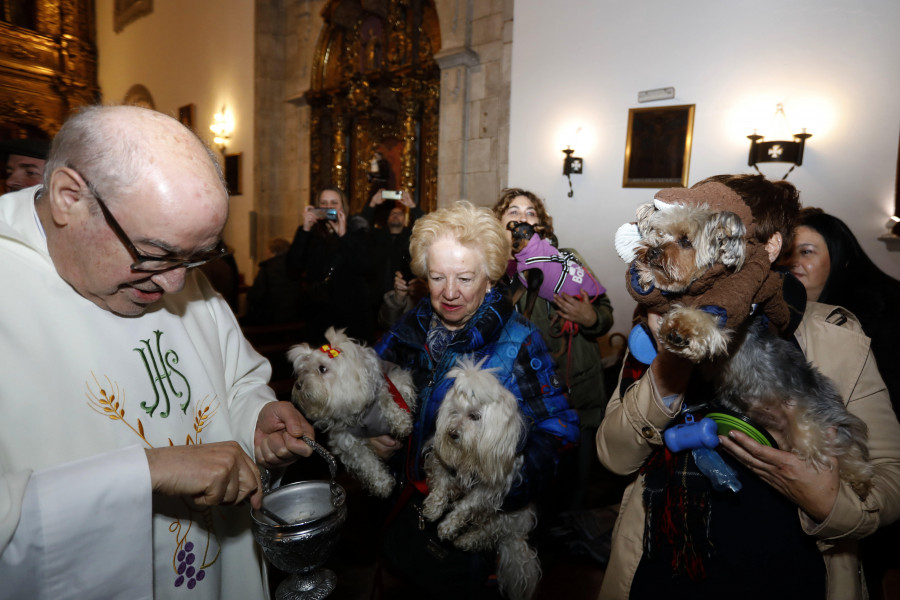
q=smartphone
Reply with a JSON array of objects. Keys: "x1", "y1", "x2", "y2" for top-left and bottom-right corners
[
  {"x1": 381, "y1": 190, "x2": 403, "y2": 200},
  {"x1": 312, "y1": 208, "x2": 338, "y2": 221}
]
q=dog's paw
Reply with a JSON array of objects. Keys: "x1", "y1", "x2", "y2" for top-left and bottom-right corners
[
  {"x1": 454, "y1": 527, "x2": 493, "y2": 552},
  {"x1": 437, "y1": 516, "x2": 464, "y2": 541},
  {"x1": 358, "y1": 469, "x2": 396, "y2": 498},
  {"x1": 659, "y1": 307, "x2": 730, "y2": 361},
  {"x1": 422, "y1": 496, "x2": 445, "y2": 521}
]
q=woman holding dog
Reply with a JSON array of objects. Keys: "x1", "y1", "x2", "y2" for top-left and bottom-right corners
[
  {"x1": 371, "y1": 200, "x2": 580, "y2": 598},
  {"x1": 493, "y1": 188, "x2": 614, "y2": 511},
  {"x1": 596, "y1": 175, "x2": 900, "y2": 600}
]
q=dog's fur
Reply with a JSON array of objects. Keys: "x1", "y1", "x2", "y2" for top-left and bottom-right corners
[
  {"x1": 711, "y1": 315, "x2": 873, "y2": 499},
  {"x1": 633, "y1": 202, "x2": 747, "y2": 360},
  {"x1": 633, "y1": 204, "x2": 873, "y2": 499},
  {"x1": 287, "y1": 327, "x2": 416, "y2": 498},
  {"x1": 423, "y1": 358, "x2": 541, "y2": 600}
]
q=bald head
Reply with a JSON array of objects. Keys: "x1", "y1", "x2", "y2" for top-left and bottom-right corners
[
  {"x1": 44, "y1": 105, "x2": 226, "y2": 203},
  {"x1": 39, "y1": 105, "x2": 230, "y2": 316}
]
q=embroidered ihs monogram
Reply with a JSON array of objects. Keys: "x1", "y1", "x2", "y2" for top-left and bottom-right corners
[
  {"x1": 85, "y1": 373, "x2": 224, "y2": 591},
  {"x1": 134, "y1": 329, "x2": 192, "y2": 417}
]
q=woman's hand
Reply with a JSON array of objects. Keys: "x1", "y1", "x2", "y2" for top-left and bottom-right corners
[
  {"x1": 553, "y1": 290, "x2": 598, "y2": 328},
  {"x1": 302, "y1": 206, "x2": 318, "y2": 231},
  {"x1": 718, "y1": 430, "x2": 840, "y2": 522},
  {"x1": 646, "y1": 311, "x2": 695, "y2": 398},
  {"x1": 332, "y1": 208, "x2": 347, "y2": 237},
  {"x1": 369, "y1": 435, "x2": 402, "y2": 460},
  {"x1": 393, "y1": 271, "x2": 410, "y2": 300},
  {"x1": 400, "y1": 190, "x2": 415, "y2": 209},
  {"x1": 369, "y1": 189, "x2": 386, "y2": 208}
]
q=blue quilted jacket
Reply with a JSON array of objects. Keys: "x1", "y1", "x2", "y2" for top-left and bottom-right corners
[{"x1": 375, "y1": 288, "x2": 580, "y2": 506}]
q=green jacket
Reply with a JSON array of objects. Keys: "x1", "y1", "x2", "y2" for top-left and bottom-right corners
[{"x1": 510, "y1": 248, "x2": 614, "y2": 427}]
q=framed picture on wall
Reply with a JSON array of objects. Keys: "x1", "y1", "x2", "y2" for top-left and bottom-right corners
[
  {"x1": 623, "y1": 104, "x2": 695, "y2": 188},
  {"x1": 178, "y1": 104, "x2": 195, "y2": 130},
  {"x1": 225, "y1": 152, "x2": 242, "y2": 196}
]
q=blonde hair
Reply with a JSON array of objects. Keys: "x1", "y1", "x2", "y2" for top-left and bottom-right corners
[{"x1": 409, "y1": 200, "x2": 510, "y2": 283}]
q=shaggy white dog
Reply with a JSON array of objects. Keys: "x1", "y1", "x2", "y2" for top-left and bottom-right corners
[
  {"x1": 423, "y1": 358, "x2": 541, "y2": 600},
  {"x1": 287, "y1": 327, "x2": 416, "y2": 497}
]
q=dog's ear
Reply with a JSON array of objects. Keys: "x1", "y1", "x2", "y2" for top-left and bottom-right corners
[
  {"x1": 634, "y1": 202, "x2": 658, "y2": 236},
  {"x1": 506, "y1": 221, "x2": 519, "y2": 232},
  {"x1": 286, "y1": 343, "x2": 314, "y2": 370},
  {"x1": 533, "y1": 224, "x2": 549, "y2": 239},
  {"x1": 698, "y1": 211, "x2": 746, "y2": 270},
  {"x1": 325, "y1": 326, "x2": 350, "y2": 347}
]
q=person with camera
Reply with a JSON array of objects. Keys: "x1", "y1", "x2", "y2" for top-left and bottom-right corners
[
  {"x1": 363, "y1": 188, "x2": 425, "y2": 335},
  {"x1": 287, "y1": 187, "x2": 374, "y2": 344}
]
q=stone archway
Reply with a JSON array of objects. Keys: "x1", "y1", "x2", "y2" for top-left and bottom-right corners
[
  {"x1": 253, "y1": 0, "x2": 511, "y2": 260},
  {"x1": 307, "y1": 0, "x2": 441, "y2": 214}
]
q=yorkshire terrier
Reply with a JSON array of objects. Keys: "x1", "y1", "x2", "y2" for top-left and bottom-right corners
[
  {"x1": 631, "y1": 202, "x2": 873, "y2": 499},
  {"x1": 423, "y1": 358, "x2": 541, "y2": 600},
  {"x1": 632, "y1": 201, "x2": 747, "y2": 360},
  {"x1": 287, "y1": 327, "x2": 417, "y2": 498}
]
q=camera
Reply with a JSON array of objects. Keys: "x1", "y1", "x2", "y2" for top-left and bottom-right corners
[
  {"x1": 312, "y1": 208, "x2": 338, "y2": 221},
  {"x1": 381, "y1": 190, "x2": 403, "y2": 200}
]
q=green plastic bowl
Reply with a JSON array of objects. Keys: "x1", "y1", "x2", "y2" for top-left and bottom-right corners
[{"x1": 706, "y1": 408, "x2": 778, "y2": 449}]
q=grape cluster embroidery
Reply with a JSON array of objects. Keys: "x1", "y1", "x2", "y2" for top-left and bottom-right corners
[{"x1": 174, "y1": 541, "x2": 206, "y2": 589}]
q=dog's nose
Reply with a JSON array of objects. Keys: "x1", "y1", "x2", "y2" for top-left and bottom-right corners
[
  {"x1": 647, "y1": 246, "x2": 661, "y2": 261},
  {"x1": 449, "y1": 430, "x2": 459, "y2": 441}
]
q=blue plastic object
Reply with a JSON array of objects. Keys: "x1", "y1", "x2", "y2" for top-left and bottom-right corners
[
  {"x1": 693, "y1": 447, "x2": 742, "y2": 493},
  {"x1": 628, "y1": 323, "x2": 658, "y2": 364},
  {"x1": 664, "y1": 414, "x2": 719, "y2": 453}
]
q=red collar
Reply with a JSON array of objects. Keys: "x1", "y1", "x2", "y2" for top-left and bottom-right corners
[{"x1": 384, "y1": 374, "x2": 411, "y2": 413}]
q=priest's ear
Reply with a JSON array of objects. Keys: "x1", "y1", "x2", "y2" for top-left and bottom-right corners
[{"x1": 45, "y1": 167, "x2": 90, "y2": 226}]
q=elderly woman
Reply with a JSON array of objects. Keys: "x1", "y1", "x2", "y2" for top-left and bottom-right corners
[
  {"x1": 372, "y1": 200, "x2": 579, "y2": 598},
  {"x1": 493, "y1": 188, "x2": 613, "y2": 511}
]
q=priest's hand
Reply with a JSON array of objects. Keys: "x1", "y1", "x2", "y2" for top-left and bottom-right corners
[
  {"x1": 254, "y1": 401, "x2": 316, "y2": 469},
  {"x1": 145, "y1": 442, "x2": 263, "y2": 508}
]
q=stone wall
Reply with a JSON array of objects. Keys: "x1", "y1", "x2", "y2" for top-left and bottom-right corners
[{"x1": 253, "y1": 0, "x2": 512, "y2": 256}]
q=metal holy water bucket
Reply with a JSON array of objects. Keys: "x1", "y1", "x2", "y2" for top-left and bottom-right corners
[{"x1": 251, "y1": 436, "x2": 347, "y2": 600}]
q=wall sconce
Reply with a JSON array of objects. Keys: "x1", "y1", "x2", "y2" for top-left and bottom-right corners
[
  {"x1": 209, "y1": 106, "x2": 235, "y2": 155},
  {"x1": 747, "y1": 103, "x2": 811, "y2": 179},
  {"x1": 562, "y1": 146, "x2": 583, "y2": 198},
  {"x1": 885, "y1": 215, "x2": 900, "y2": 236}
]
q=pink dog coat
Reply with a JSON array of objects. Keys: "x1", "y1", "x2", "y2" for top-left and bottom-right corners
[{"x1": 512, "y1": 234, "x2": 605, "y2": 301}]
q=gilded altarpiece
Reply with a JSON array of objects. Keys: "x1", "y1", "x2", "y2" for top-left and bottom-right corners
[
  {"x1": 307, "y1": 0, "x2": 441, "y2": 214},
  {"x1": 0, "y1": 0, "x2": 98, "y2": 139}
]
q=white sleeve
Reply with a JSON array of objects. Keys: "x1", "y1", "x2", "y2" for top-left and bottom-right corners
[{"x1": 0, "y1": 445, "x2": 154, "y2": 600}]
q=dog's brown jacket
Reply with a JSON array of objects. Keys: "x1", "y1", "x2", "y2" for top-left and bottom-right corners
[{"x1": 596, "y1": 302, "x2": 900, "y2": 600}]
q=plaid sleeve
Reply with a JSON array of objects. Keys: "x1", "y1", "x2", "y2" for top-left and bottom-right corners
[
  {"x1": 501, "y1": 326, "x2": 580, "y2": 510},
  {"x1": 513, "y1": 327, "x2": 580, "y2": 445}
]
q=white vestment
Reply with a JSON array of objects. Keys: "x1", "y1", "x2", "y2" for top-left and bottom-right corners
[{"x1": 0, "y1": 187, "x2": 272, "y2": 599}]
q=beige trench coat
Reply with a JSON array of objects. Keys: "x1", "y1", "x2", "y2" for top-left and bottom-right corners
[{"x1": 596, "y1": 302, "x2": 900, "y2": 600}]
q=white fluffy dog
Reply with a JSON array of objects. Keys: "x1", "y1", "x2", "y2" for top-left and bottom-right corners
[
  {"x1": 287, "y1": 327, "x2": 416, "y2": 498},
  {"x1": 423, "y1": 358, "x2": 541, "y2": 600}
]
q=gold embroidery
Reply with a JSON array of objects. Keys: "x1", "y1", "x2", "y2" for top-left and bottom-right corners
[
  {"x1": 85, "y1": 372, "x2": 150, "y2": 446},
  {"x1": 86, "y1": 374, "x2": 224, "y2": 582}
]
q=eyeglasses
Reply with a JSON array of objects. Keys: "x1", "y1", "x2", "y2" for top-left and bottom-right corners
[{"x1": 71, "y1": 167, "x2": 229, "y2": 273}]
